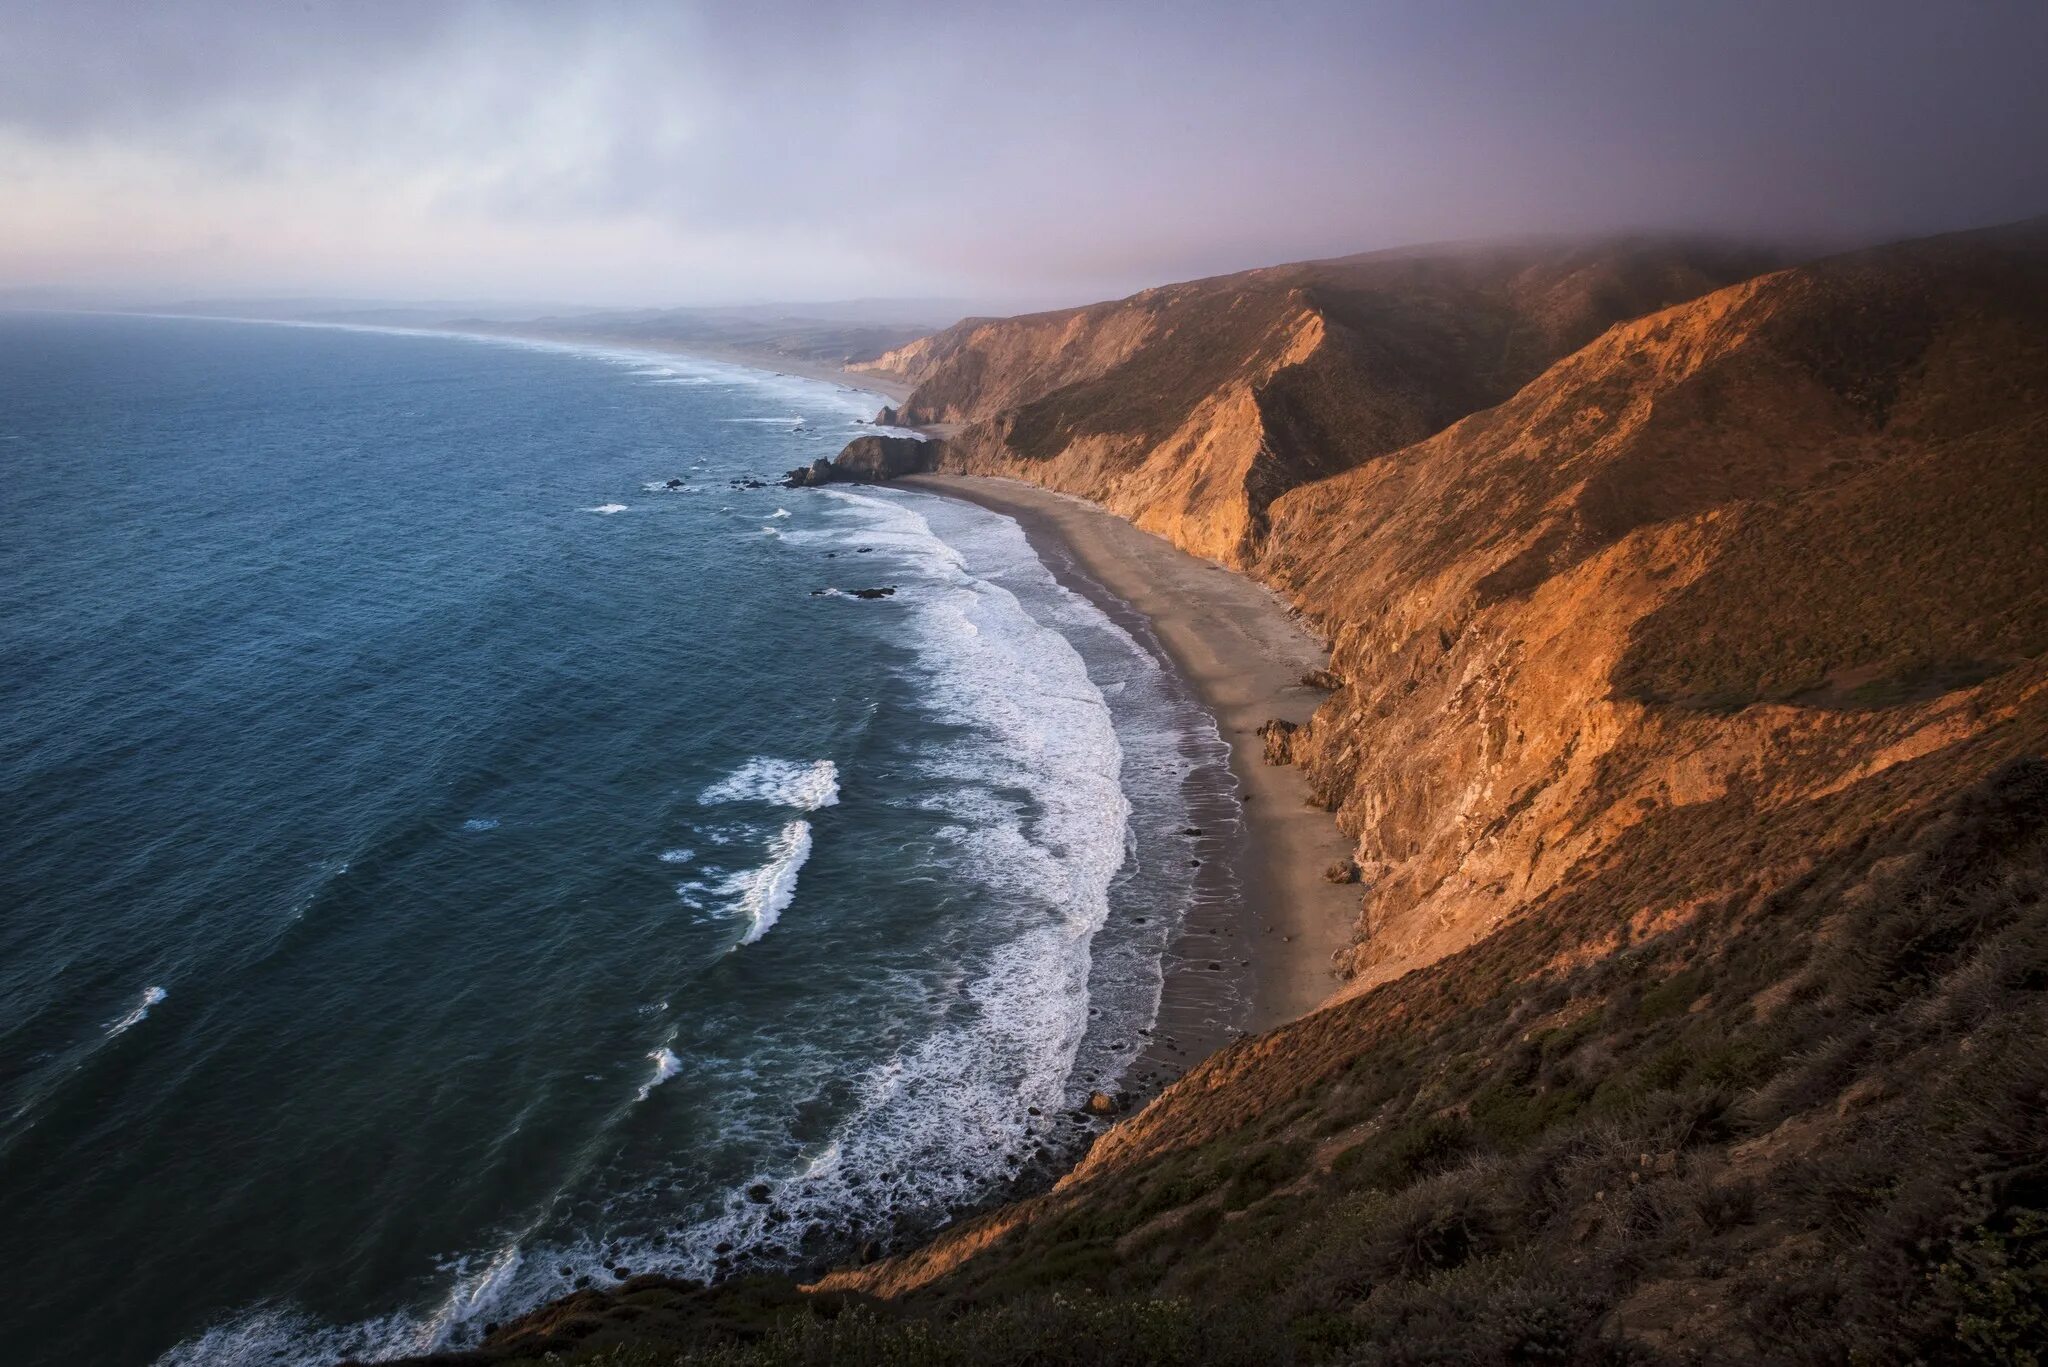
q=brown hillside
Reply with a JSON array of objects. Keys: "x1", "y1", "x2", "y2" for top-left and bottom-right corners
[
  {"x1": 1257, "y1": 218, "x2": 2048, "y2": 990},
  {"x1": 857, "y1": 238, "x2": 1779, "y2": 563}
]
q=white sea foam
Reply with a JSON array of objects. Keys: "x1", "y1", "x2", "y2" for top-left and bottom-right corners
[
  {"x1": 725, "y1": 820, "x2": 811, "y2": 946},
  {"x1": 106, "y1": 985, "x2": 166, "y2": 1037},
  {"x1": 658, "y1": 847, "x2": 695, "y2": 864},
  {"x1": 585, "y1": 503, "x2": 629, "y2": 515},
  {"x1": 769, "y1": 507, "x2": 791, "y2": 518},
  {"x1": 699, "y1": 757, "x2": 839, "y2": 810},
  {"x1": 637, "y1": 1047, "x2": 682, "y2": 1101}
]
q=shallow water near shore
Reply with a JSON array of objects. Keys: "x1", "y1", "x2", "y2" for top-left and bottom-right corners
[{"x1": 0, "y1": 314, "x2": 1245, "y2": 1366}]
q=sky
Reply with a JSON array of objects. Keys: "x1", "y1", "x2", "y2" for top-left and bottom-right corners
[{"x1": 2, "y1": 0, "x2": 2045, "y2": 310}]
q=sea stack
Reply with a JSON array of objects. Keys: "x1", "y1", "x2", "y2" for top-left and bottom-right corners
[{"x1": 785, "y1": 434, "x2": 936, "y2": 487}]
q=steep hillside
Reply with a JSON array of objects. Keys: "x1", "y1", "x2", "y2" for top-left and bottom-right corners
[
  {"x1": 396, "y1": 224, "x2": 2048, "y2": 1364},
  {"x1": 1256, "y1": 219, "x2": 2048, "y2": 992},
  {"x1": 855, "y1": 238, "x2": 1780, "y2": 563}
]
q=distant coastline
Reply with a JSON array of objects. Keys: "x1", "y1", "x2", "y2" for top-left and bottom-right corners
[{"x1": 442, "y1": 327, "x2": 919, "y2": 405}]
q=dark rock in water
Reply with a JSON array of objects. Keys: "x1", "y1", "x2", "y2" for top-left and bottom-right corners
[
  {"x1": 713, "y1": 1241, "x2": 734, "y2": 1255},
  {"x1": 856, "y1": 547, "x2": 873, "y2": 553},
  {"x1": 847, "y1": 586, "x2": 896, "y2": 600},
  {"x1": 858, "y1": 1239, "x2": 882, "y2": 1264},
  {"x1": 611, "y1": 1265, "x2": 631, "y2": 1279},
  {"x1": 1087, "y1": 1090, "x2": 1120, "y2": 1116},
  {"x1": 875, "y1": 404, "x2": 900, "y2": 426},
  {"x1": 1027, "y1": 1105, "x2": 1042, "y2": 1116},
  {"x1": 784, "y1": 457, "x2": 836, "y2": 488},
  {"x1": 664, "y1": 478, "x2": 684, "y2": 489},
  {"x1": 574, "y1": 1274, "x2": 592, "y2": 1288},
  {"x1": 1182, "y1": 826, "x2": 1205, "y2": 836},
  {"x1": 558, "y1": 1264, "x2": 573, "y2": 1277},
  {"x1": 746, "y1": 1183, "x2": 772, "y2": 1204},
  {"x1": 782, "y1": 434, "x2": 934, "y2": 488},
  {"x1": 1209, "y1": 961, "x2": 1223, "y2": 971}
]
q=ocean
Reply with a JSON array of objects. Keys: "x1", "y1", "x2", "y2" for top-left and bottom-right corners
[{"x1": 0, "y1": 313, "x2": 1246, "y2": 1365}]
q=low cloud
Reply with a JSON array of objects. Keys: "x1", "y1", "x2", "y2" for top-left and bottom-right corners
[{"x1": 2, "y1": 0, "x2": 2044, "y2": 305}]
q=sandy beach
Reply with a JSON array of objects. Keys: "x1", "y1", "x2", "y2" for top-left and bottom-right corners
[{"x1": 900, "y1": 474, "x2": 1358, "y2": 1037}]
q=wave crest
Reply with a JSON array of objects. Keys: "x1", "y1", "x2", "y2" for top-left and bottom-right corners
[{"x1": 699, "y1": 757, "x2": 839, "y2": 811}]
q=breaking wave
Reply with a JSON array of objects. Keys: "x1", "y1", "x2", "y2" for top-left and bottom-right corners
[
  {"x1": 106, "y1": 985, "x2": 167, "y2": 1037},
  {"x1": 725, "y1": 821, "x2": 812, "y2": 946}
]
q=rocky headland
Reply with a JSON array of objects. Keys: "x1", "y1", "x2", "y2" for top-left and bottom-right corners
[{"x1": 398, "y1": 221, "x2": 2048, "y2": 1365}]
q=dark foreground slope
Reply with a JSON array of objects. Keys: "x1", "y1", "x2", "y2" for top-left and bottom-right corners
[
  {"x1": 857, "y1": 237, "x2": 1779, "y2": 563},
  {"x1": 393, "y1": 225, "x2": 2048, "y2": 1365}
]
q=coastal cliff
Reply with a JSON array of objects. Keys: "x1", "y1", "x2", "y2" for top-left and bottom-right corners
[
  {"x1": 855, "y1": 238, "x2": 1780, "y2": 564},
  {"x1": 408, "y1": 223, "x2": 2048, "y2": 1363}
]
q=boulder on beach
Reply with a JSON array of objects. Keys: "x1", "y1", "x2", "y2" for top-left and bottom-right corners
[{"x1": 1257, "y1": 718, "x2": 1300, "y2": 765}]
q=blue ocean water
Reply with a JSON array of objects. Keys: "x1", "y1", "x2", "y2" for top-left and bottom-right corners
[{"x1": 0, "y1": 313, "x2": 1243, "y2": 1365}]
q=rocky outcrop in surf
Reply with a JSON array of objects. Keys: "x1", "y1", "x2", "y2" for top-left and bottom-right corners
[{"x1": 784, "y1": 434, "x2": 935, "y2": 487}]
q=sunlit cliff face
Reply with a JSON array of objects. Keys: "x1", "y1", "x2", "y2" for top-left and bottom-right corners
[{"x1": 2, "y1": 0, "x2": 2045, "y2": 305}]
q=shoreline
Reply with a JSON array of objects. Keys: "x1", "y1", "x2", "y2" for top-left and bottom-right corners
[
  {"x1": 453, "y1": 327, "x2": 917, "y2": 404},
  {"x1": 899, "y1": 473, "x2": 1357, "y2": 1034}
]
